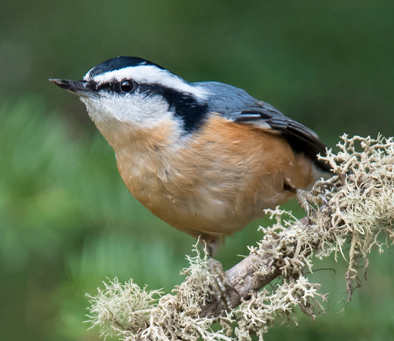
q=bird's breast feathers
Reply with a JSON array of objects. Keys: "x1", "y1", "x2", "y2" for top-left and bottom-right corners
[{"x1": 113, "y1": 114, "x2": 315, "y2": 237}]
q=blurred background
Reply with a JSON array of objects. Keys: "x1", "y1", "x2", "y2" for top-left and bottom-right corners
[{"x1": 1, "y1": 1, "x2": 394, "y2": 340}]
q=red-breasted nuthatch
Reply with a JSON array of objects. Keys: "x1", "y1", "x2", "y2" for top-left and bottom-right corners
[{"x1": 50, "y1": 56, "x2": 330, "y2": 254}]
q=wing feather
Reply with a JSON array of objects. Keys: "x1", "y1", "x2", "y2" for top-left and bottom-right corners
[{"x1": 230, "y1": 106, "x2": 331, "y2": 173}]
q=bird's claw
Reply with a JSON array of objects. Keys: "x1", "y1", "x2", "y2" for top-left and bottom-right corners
[
  {"x1": 296, "y1": 189, "x2": 330, "y2": 215},
  {"x1": 207, "y1": 258, "x2": 233, "y2": 310}
]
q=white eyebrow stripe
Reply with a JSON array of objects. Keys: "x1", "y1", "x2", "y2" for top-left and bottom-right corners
[{"x1": 85, "y1": 65, "x2": 210, "y2": 99}]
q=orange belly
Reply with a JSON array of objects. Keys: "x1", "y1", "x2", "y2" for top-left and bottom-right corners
[{"x1": 115, "y1": 116, "x2": 314, "y2": 240}]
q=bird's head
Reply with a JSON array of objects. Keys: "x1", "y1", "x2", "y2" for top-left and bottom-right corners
[{"x1": 50, "y1": 56, "x2": 210, "y2": 144}]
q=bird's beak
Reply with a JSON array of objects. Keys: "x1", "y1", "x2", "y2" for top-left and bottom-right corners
[{"x1": 49, "y1": 79, "x2": 98, "y2": 98}]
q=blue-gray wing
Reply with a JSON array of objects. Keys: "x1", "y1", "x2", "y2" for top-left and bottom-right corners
[{"x1": 193, "y1": 81, "x2": 330, "y2": 172}]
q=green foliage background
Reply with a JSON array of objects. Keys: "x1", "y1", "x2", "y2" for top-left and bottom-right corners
[{"x1": 1, "y1": 1, "x2": 393, "y2": 340}]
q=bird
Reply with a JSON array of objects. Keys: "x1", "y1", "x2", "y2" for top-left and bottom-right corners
[{"x1": 50, "y1": 56, "x2": 331, "y2": 256}]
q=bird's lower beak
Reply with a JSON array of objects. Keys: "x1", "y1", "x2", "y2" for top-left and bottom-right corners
[{"x1": 49, "y1": 79, "x2": 98, "y2": 98}]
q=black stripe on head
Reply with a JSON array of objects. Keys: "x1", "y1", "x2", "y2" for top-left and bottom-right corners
[
  {"x1": 88, "y1": 56, "x2": 164, "y2": 78},
  {"x1": 139, "y1": 84, "x2": 209, "y2": 133}
]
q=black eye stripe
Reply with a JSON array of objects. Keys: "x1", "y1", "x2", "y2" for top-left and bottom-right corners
[
  {"x1": 96, "y1": 82, "x2": 117, "y2": 91},
  {"x1": 95, "y1": 80, "x2": 137, "y2": 94}
]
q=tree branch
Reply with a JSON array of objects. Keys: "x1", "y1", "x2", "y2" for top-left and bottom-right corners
[{"x1": 200, "y1": 217, "x2": 310, "y2": 318}]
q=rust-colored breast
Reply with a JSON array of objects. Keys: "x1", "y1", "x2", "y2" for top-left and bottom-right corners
[{"x1": 114, "y1": 115, "x2": 315, "y2": 240}]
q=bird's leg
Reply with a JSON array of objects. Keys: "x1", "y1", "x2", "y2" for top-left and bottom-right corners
[{"x1": 203, "y1": 238, "x2": 234, "y2": 310}]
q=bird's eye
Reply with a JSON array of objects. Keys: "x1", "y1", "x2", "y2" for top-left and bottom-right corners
[{"x1": 120, "y1": 80, "x2": 135, "y2": 92}]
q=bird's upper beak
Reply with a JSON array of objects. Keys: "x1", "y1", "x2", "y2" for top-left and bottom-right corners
[{"x1": 49, "y1": 79, "x2": 98, "y2": 98}]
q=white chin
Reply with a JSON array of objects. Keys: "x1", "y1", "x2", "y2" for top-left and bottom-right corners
[{"x1": 79, "y1": 93, "x2": 174, "y2": 129}]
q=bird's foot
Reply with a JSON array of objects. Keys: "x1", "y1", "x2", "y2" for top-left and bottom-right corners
[
  {"x1": 207, "y1": 257, "x2": 233, "y2": 310},
  {"x1": 296, "y1": 188, "x2": 329, "y2": 216}
]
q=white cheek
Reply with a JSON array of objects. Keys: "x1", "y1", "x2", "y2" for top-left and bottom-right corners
[{"x1": 80, "y1": 92, "x2": 173, "y2": 128}]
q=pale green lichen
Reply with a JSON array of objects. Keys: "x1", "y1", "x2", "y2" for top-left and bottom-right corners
[
  {"x1": 319, "y1": 135, "x2": 394, "y2": 297},
  {"x1": 87, "y1": 244, "x2": 235, "y2": 341},
  {"x1": 86, "y1": 135, "x2": 394, "y2": 340},
  {"x1": 86, "y1": 278, "x2": 163, "y2": 339},
  {"x1": 235, "y1": 276, "x2": 327, "y2": 341}
]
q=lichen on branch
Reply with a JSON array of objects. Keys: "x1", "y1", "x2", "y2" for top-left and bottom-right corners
[
  {"x1": 320, "y1": 135, "x2": 394, "y2": 297},
  {"x1": 86, "y1": 135, "x2": 394, "y2": 341}
]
